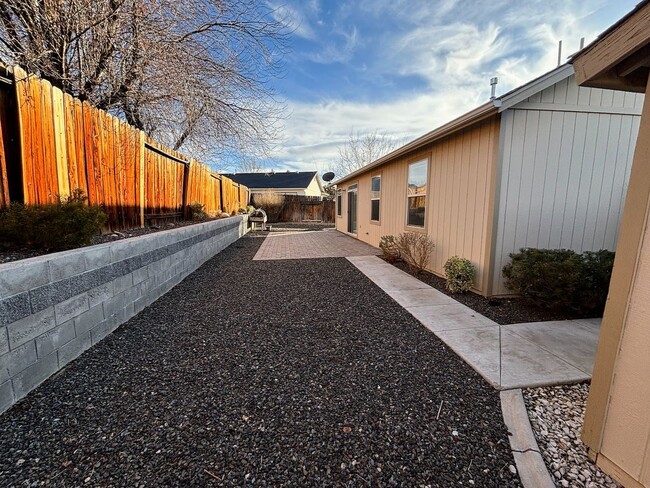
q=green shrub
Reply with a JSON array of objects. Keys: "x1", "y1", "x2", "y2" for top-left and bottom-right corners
[
  {"x1": 396, "y1": 232, "x2": 435, "y2": 272},
  {"x1": 444, "y1": 256, "x2": 476, "y2": 293},
  {"x1": 189, "y1": 202, "x2": 208, "y2": 220},
  {"x1": 580, "y1": 250, "x2": 616, "y2": 313},
  {"x1": 502, "y1": 248, "x2": 615, "y2": 314},
  {"x1": 0, "y1": 189, "x2": 107, "y2": 251},
  {"x1": 379, "y1": 235, "x2": 400, "y2": 262}
]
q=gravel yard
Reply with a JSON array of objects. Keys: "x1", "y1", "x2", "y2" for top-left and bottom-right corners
[
  {"x1": 524, "y1": 384, "x2": 620, "y2": 488},
  {"x1": 0, "y1": 235, "x2": 520, "y2": 486}
]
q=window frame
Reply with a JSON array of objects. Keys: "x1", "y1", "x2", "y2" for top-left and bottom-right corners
[
  {"x1": 370, "y1": 174, "x2": 382, "y2": 223},
  {"x1": 336, "y1": 189, "x2": 343, "y2": 217},
  {"x1": 406, "y1": 158, "x2": 428, "y2": 229}
]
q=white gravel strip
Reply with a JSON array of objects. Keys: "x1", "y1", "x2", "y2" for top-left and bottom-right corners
[{"x1": 523, "y1": 383, "x2": 620, "y2": 488}]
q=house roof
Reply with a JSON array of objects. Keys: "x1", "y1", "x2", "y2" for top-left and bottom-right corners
[
  {"x1": 335, "y1": 64, "x2": 576, "y2": 185},
  {"x1": 222, "y1": 171, "x2": 320, "y2": 190},
  {"x1": 570, "y1": 0, "x2": 650, "y2": 92}
]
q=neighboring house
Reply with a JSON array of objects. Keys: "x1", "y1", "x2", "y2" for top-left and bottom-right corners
[
  {"x1": 572, "y1": 3, "x2": 650, "y2": 487},
  {"x1": 334, "y1": 63, "x2": 644, "y2": 296},
  {"x1": 223, "y1": 171, "x2": 325, "y2": 197}
]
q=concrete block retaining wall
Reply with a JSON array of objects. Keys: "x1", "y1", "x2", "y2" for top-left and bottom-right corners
[{"x1": 0, "y1": 216, "x2": 248, "y2": 413}]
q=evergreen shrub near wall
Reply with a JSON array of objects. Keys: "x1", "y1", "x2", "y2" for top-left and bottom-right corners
[
  {"x1": 502, "y1": 248, "x2": 615, "y2": 315},
  {"x1": 444, "y1": 256, "x2": 476, "y2": 293},
  {"x1": 0, "y1": 189, "x2": 107, "y2": 251}
]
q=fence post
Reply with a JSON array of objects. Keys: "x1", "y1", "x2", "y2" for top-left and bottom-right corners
[
  {"x1": 218, "y1": 175, "x2": 224, "y2": 213},
  {"x1": 181, "y1": 160, "x2": 191, "y2": 219},
  {"x1": 138, "y1": 130, "x2": 145, "y2": 227}
]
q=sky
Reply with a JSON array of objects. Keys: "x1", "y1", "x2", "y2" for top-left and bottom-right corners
[{"x1": 262, "y1": 0, "x2": 639, "y2": 174}]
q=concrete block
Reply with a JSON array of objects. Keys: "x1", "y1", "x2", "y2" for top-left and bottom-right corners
[
  {"x1": 1, "y1": 341, "x2": 37, "y2": 378},
  {"x1": 74, "y1": 304, "x2": 105, "y2": 337},
  {"x1": 12, "y1": 351, "x2": 59, "y2": 400},
  {"x1": 49, "y1": 252, "x2": 87, "y2": 281},
  {"x1": 35, "y1": 319, "x2": 76, "y2": 358},
  {"x1": 87, "y1": 282, "x2": 114, "y2": 308},
  {"x1": 114, "y1": 272, "x2": 133, "y2": 294},
  {"x1": 132, "y1": 266, "x2": 148, "y2": 285},
  {"x1": 0, "y1": 260, "x2": 50, "y2": 299},
  {"x1": 102, "y1": 286, "x2": 139, "y2": 318},
  {"x1": 58, "y1": 332, "x2": 91, "y2": 367},
  {"x1": 84, "y1": 245, "x2": 112, "y2": 269},
  {"x1": 79, "y1": 269, "x2": 103, "y2": 294},
  {"x1": 30, "y1": 279, "x2": 71, "y2": 313},
  {"x1": 0, "y1": 292, "x2": 31, "y2": 326},
  {"x1": 0, "y1": 380, "x2": 14, "y2": 413},
  {"x1": 0, "y1": 327, "x2": 8, "y2": 355},
  {"x1": 111, "y1": 240, "x2": 140, "y2": 262},
  {"x1": 7, "y1": 307, "x2": 56, "y2": 349},
  {"x1": 54, "y1": 293, "x2": 89, "y2": 325},
  {"x1": 90, "y1": 311, "x2": 124, "y2": 345}
]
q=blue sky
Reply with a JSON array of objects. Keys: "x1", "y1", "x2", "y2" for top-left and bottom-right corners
[{"x1": 264, "y1": 0, "x2": 639, "y2": 173}]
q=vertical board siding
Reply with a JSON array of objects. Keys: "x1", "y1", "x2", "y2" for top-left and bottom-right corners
[
  {"x1": 336, "y1": 116, "x2": 500, "y2": 294},
  {"x1": 6, "y1": 66, "x2": 246, "y2": 228},
  {"x1": 492, "y1": 79, "x2": 644, "y2": 295}
]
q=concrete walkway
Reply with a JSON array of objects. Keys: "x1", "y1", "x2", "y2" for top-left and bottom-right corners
[{"x1": 348, "y1": 255, "x2": 601, "y2": 390}]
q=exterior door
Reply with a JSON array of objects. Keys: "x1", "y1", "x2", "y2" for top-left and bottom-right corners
[{"x1": 347, "y1": 186, "x2": 358, "y2": 234}]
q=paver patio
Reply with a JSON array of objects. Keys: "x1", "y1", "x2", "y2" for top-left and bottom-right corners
[
  {"x1": 0, "y1": 234, "x2": 519, "y2": 486},
  {"x1": 253, "y1": 228, "x2": 379, "y2": 260}
]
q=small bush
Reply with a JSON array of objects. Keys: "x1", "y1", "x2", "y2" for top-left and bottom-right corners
[
  {"x1": 189, "y1": 202, "x2": 208, "y2": 220},
  {"x1": 396, "y1": 232, "x2": 435, "y2": 272},
  {"x1": 502, "y1": 248, "x2": 615, "y2": 314},
  {"x1": 444, "y1": 256, "x2": 476, "y2": 293},
  {"x1": 0, "y1": 189, "x2": 107, "y2": 251},
  {"x1": 379, "y1": 235, "x2": 401, "y2": 262},
  {"x1": 251, "y1": 192, "x2": 284, "y2": 222},
  {"x1": 581, "y1": 250, "x2": 616, "y2": 313}
]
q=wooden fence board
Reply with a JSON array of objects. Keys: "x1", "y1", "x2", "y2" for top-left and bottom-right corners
[{"x1": 2, "y1": 66, "x2": 248, "y2": 228}]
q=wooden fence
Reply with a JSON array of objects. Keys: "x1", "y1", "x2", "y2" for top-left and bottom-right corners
[
  {"x1": 250, "y1": 194, "x2": 335, "y2": 223},
  {"x1": 0, "y1": 65, "x2": 248, "y2": 229}
]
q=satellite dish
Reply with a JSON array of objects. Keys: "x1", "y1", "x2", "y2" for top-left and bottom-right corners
[{"x1": 322, "y1": 172, "x2": 335, "y2": 182}]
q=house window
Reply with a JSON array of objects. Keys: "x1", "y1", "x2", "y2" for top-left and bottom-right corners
[
  {"x1": 370, "y1": 175, "x2": 381, "y2": 221},
  {"x1": 337, "y1": 190, "x2": 342, "y2": 216},
  {"x1": 407, "y1": 159, "x2": 427, "y2": 227}
]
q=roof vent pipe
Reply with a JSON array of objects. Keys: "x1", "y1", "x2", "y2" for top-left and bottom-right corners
[
  {"x1": 490, "y1": 77, "x2": 498, "y2": 100},
  {"x1": 557, "y1": 40, "x2": 563, "y2": 66}
]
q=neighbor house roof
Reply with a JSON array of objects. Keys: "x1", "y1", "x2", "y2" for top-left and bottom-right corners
[
  {"x1": 335, "y1": 63, "x2": 576, "y2": 185},
  {"x1": 222, "y1": 171, "x2": 319, "y2": 190}
]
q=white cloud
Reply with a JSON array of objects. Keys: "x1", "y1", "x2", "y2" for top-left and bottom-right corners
[
  {"x1": 272, "y1": 87, "x2": 484, "y2": 173},
  {"x1": 308, "y1": 26, "x2": 359, "y2": 64},
  {"x1": 268, "y1": 0, "x2": 638, "y2": 172}
]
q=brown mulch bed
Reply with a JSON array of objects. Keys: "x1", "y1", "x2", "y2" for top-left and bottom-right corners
[
  {"x1": 386, "y1": 259, "x2": 591, "y2": 325},
  {"x1": 0, "y1": 218, "x2": 228, "y2": 265}
]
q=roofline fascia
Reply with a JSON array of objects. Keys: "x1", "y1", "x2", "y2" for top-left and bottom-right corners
[{"x1": 497, "y1": 64, "x2": 575, "y2": 112}]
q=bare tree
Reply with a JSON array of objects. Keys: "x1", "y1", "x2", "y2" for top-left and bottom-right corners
[
  {"x1": 334, "y1": 130, "x2": 405, "y2": 178},
  {"x1": 0, "y1": 0, "x2": 288, "y2": 160}
]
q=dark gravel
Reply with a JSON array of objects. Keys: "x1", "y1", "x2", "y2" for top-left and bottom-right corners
[
  {"x1": 387, "y1": 260, "x2": 589, "y2": 325},
  {"x1": 0, "y1": 236, "x2": 520, "y2": 487}
]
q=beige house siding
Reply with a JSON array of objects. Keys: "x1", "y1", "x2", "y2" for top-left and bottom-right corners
[
  {"x1": 598, "y1": 198, "x2": 650, "y2": 485},
  {"x1": 336, "y1": 115, "x2": 500, "y2": 295},
  {"x1": 304, "y1": 176, "x2": 324, "y2": 197}
]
